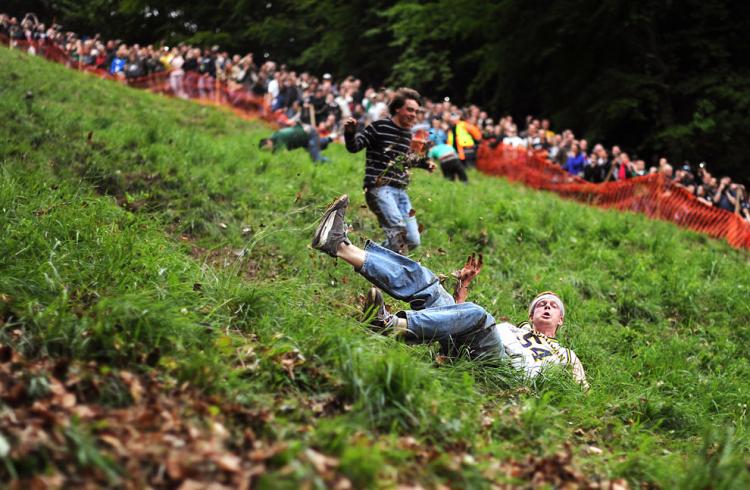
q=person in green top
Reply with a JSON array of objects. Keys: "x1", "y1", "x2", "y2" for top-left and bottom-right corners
[
  {"x1": 259, "y1": 123, "x2": 332, "y2": 162},
  {"x1": 427, "y1": 142, "x2": 468, "y2": 182}
]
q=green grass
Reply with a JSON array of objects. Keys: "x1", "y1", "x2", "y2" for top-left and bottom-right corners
[{"x1": 1, "y1": 46, "x2": 749, "y2": 488}]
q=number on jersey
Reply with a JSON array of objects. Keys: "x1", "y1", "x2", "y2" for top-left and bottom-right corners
[{"x1": 519, "y1": 332, "x2": 552, "y2": 361}]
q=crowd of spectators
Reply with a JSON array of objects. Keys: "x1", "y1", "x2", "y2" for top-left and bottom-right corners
[
  {"x1": 2, "y1": 11, "x2": 748, "y2": 222},
  {"x1": 488, "y1": 114, "x2": 750, "y2": 220}
]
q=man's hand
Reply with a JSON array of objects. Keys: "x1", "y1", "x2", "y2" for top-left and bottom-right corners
[
  {"x1": 426, "y1": 161, "x2": 437, "y2": 173},
  {"x1": 453, "y1": 253, "x2": 483, "y2": 304},
  {"x1": 454, "y1": 253, "x2": 483, "y2": 284},
  {"x1": 344, "y1": 117, "x2": 358, "y2": 134}
]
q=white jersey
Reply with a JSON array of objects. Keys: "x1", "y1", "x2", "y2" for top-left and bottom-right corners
[{"x1": 496, "y1": 322, "x2": 588, "y2": 387}]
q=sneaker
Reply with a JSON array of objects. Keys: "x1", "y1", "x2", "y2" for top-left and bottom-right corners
[
  {"x1": 363, "y1": 287, "x2": 389, "y2": 331},
  {"x1": 312, "y1": 194, "x2": 350, "y2": 257}
]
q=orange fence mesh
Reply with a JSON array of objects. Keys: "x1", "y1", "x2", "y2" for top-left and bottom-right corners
[
  {"x1": 3, "y1": 37, "x2": 282, "y2": 126},
  {"x1": 477, "y1": 144, "x2": 750, "y2": 251},
  {"x1": 6, "y1": 37, "x2": 750, "y2": 250}
]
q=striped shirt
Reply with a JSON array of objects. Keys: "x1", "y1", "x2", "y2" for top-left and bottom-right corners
[{"x1": 345, "y1": 118, "x2": 425, "y2": 189}]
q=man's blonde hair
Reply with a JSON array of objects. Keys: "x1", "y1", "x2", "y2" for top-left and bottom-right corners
[{"x1": 528, "y1": 291, "x2": 565, "y2": 320}]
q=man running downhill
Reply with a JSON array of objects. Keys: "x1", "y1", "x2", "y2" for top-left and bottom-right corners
[{"x1": 343, "y1": 88, "x2": 435, "y2": 255}]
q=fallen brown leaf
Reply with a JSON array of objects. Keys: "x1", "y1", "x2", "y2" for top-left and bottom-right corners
[
  {"x1": 213, "y1": 452, "x2": 242, "y2": 473},
  {"x1": 120, "y1": 371, "x2": 144, "y2": 402},
  {"x1": 305, "y1": 448, "x2": 340, "y2": 475},
  {"x1": 178, "y1": 479, "x2": 233, "y2": 490}
]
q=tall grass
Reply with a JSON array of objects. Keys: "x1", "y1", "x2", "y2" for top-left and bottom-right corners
[{"x1": 1, "y1": 46, "x2": 749, "y2": 487}]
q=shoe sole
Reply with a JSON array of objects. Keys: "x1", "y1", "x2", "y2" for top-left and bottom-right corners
[{"x1": 312, "y1": 194, "x2": 348, "y2": 250}]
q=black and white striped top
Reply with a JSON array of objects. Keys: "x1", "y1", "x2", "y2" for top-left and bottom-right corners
[{"x1": 345, "y1": 118, "x2": 423, "y2": 189}]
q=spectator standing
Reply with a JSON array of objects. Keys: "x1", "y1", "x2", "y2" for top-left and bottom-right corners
[
  {"x1": 502, "y1": 126, "x2": 527, "y2": 148},
  {"x1": 633, "y1": 159, "x2": 647, "y2": 177},
  {"x1": 411, "y1": 107, "x2": 430, "y2": 136},
  {"x1": 541, "y1": 118, "x2": 555, "y2": 140},
  {"x1": 714, "y1": 177, "x2": 736, "y2": 212},
  {"x1": 616, "y1": 153, "x2": 634, "y2": 180},
  {"x1": 428, "y1": 118, "x2": 448, "y2": 145},
  {"x1": 366, "y1": 90, "x2": 389, "y2": 121},
  {"x1": 526, "y1": 123, "x2": 544, "y2": 150},
  {"x1": 323, "y1": 93, "x2": 342, "y2": 122},
  {"x1": 448, "y1": 112, "x2": 482, "y2": 168},
  {"x1": 267, "y1": 71, "x2": 281, "y2": 107},
  {"x1": 124, "y1": 49, "x2": 144, "y2": 79},
  {"x1": 564, "y1": 142, "x2": 586, "y2": 177},
  {"x1": 109, "y1": 45, "x2": 127, "y2": 78},
  {"x1": 584, "y1": 144, "x2": 610, "y2": 183},
  {"x1": 335, "y1": 86, "x2": 353, "y2": 120}
]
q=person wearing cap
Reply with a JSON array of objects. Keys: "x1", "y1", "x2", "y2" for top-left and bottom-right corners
[{"x1": 311, "y1": 195, "x2": 589, "y2": 388}]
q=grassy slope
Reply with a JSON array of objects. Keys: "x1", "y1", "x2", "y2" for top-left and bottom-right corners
[{"x1": 1, "y1": 47, "x2": 749, "y2": 488}]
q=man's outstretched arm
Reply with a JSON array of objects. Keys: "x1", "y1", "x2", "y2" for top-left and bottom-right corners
[
  {"x1": 453, "y1": 253, "x2": 483, "y2": 303},
  {"x1": 344, "y1": 117, "x2": 374, "y2": 153}
]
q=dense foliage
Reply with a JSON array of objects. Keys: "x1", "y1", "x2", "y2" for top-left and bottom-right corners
[
  {"x1": 2, "y1": 46, "x2": 750, "y2": 487},
  {"x1": 7, "y1": 0, "x2": 750, "y2": 181}
]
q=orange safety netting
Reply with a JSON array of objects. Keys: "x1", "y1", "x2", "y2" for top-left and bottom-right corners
[
  {"x1": 3, "y1": 37, "x2": 284, "y2": 126},
  {"x1": 477, "y1": 144, "x2": 750, "y2": 250}
]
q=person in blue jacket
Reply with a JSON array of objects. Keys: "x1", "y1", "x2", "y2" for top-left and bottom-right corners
[{"x1": 564, "y1": 142, "x2": 586, "y2": 177}]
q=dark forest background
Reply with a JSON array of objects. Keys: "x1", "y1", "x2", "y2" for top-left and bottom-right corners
[{"x1": 7, "y1": 0, "x2": 750, "y2": 179}]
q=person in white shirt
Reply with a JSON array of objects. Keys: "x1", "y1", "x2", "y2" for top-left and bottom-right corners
[
  {"x1": 502, "y1": 126, "x2": 527, "y2": 148},
  {"x1": 267, "y1": 71, "x2": 281, "y2": 107},
  {"x1": 311, "y1": 195, "x2": 589, "y2": 388}
]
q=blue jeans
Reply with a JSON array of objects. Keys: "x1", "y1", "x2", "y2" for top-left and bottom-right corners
[
  {"x1": 306, "y1": 129, "x2": 331, "y2": 163},
  {"x1": 359, "y1": 241, "x2": 503, "y2": 359},
  {"x1": 365, "y1": 186, "x2": 420, "y2": 254}
]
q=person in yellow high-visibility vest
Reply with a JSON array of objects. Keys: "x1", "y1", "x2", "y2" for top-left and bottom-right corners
[{"x1": 447, "y1": 112, "x2": 483, "y2": 168}]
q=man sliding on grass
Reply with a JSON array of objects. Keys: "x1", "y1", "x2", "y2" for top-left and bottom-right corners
[
  {"x1": 311, "y1": 195, "x2": 589, "y2": 388},
  {"x1": 258, "y1": 122, "x2": 333, "y2": 163}
]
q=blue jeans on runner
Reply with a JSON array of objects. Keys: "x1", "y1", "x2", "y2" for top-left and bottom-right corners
[
  {"x1": 365, "y1": 185, "x2": 421, "y2": 253},
  {"x1": 358, "y1": 241, "x2": 503, "y2": 359}
]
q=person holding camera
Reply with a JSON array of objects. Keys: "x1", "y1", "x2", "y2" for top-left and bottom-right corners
[{"x1": 714, "y1": 176, "x2": 737, "y2": 212}]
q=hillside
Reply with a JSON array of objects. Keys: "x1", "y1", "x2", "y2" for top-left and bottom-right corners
[{"x1": 1, "y1": 47, "x2": 749, "y2": 489}]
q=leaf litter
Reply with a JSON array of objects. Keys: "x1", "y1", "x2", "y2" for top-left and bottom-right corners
[{"x1": 0, "y1": 342, "x2": 623, "y2": 488}]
